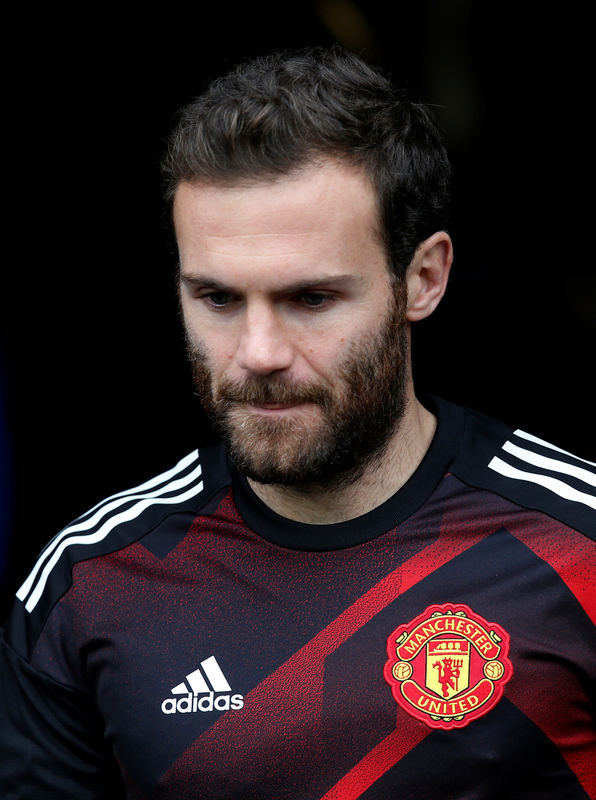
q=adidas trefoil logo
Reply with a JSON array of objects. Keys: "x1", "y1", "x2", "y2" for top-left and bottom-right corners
[{"x1": 161, "y1": 656, "x2": 244, "y2": 715}]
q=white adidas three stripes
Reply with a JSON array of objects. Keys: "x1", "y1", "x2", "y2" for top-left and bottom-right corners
[
  {"x1": 172, "y1": 656, "x2": 232, "y2": 695},
  {"x1": 489, "y1": 430, "x2": 596, "y2": 511},
  {"x1": 17, "y1": 451, "x2": 204, "y2": 614}
]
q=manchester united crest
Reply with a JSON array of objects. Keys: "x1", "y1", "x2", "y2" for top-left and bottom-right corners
[{"x1": 384, "y1": 603, "x2": 513, "y2": 730}]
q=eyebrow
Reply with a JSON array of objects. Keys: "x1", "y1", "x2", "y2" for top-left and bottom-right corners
[{"x1": 179, "y1": 273, "x2": 362, "y2": 295}]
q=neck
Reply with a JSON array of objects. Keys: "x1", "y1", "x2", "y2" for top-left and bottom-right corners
[{"x1": 247, "y1": 392, "x2": 437, "y2": 524}]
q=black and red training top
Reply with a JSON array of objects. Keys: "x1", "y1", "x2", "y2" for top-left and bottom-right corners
[{"x1": 1, "y1": 396, "x2": 595, "y2": 799}]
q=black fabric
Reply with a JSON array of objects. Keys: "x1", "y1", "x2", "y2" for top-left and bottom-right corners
[{"x1": 0, "y1": 637, "x2": 126, "y2": 799}]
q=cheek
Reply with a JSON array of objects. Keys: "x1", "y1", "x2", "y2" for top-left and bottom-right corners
[
  {"x1": 208, "y1": 348, "x2": 234, "y2": 379},
  {"x1": 298, "y1": 339, "x2": 349, "y2": 386},
  {"x1": 186, "y1": 321, "x2": 235, "y2": 370}
]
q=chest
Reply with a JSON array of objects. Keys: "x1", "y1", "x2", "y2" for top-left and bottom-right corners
[{"x1": 73, "y1": 522, "x2": 595, "y2": 798}]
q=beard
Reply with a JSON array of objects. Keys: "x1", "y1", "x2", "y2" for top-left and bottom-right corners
[{"x1": 186, "y1": 283, "x2": 410, "y2": 491}]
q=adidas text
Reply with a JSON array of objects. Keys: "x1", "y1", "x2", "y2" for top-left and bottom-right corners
[{"x1": 161, "y1": 691, "x2": 244, "y2": 714}]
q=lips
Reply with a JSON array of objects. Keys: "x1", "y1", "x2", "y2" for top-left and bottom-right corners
[
  {"x1": 218, "y1": 380, "x2": 330, "y2": 409},
  {"x1": 246, "y1": 401, "x2": 311, "y2": 414}
]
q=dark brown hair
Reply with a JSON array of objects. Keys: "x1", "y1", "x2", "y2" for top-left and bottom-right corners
[{"x1": 162, "y1": 46, "x2": 451, "y2": 277}]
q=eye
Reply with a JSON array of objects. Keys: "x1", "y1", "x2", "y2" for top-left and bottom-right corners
[
  {"x1": 299, "y1": 292, "x2": 333, "y2": 309},
  {"x1": 202, "y1": 291, "x2": 233, "y2": 308}
]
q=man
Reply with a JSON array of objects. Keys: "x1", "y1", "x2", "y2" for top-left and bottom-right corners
[{"x1": 1, "y1": 47, "x2": 595, "y2": 799}]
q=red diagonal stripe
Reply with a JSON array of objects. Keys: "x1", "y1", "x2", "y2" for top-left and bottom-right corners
[
  {"x1": 159, "y1": 524, "x2": 489, "y2": 796},
  {"x1": 319, "y1": 722, "x2": 428, "y2": 800},
  {"x1": 510, "y1": 519, "x2": 596, "y2": 625},
  {"x1": 509, "y1": 519, "x2": 596, "y2": 798}
]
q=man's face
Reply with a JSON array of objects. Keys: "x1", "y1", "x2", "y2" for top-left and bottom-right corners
[{"x1": 174, "y1": 160, "x2": 413, "y2": 489}]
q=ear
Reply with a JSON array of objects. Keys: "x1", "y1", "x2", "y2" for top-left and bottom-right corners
[{"x1": 405, "y1": 231, "x2": 453, "y2": 322}]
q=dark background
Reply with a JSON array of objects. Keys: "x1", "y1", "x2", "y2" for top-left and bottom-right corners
[{"x1": 1, "y1": 1, "x2": 594, "y2": 616}]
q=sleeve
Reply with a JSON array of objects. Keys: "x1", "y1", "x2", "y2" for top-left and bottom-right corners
[{"x1": 0, "y1": 632, "x2": 126, "y2": 800}]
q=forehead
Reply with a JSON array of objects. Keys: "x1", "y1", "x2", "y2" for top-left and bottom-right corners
[{"x1": 172, "y1": 161, "x2": 382, "y2": 261}]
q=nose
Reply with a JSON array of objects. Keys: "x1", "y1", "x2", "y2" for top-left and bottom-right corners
[{"x1": 235, "y1": 302, "x2": 294, "y2": 376}]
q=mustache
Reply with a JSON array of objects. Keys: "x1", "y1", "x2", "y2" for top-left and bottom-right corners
[{"x1": 215, "y1": 377, "x2": 331, "y2": 408}]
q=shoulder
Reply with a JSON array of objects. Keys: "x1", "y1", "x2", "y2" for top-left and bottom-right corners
[
  {"x1": 438, "y1": 398, "x2": 596, "y2": 540},
  {"x1": 4, "y1": 443, "x2": 231, "y2": 659}
]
